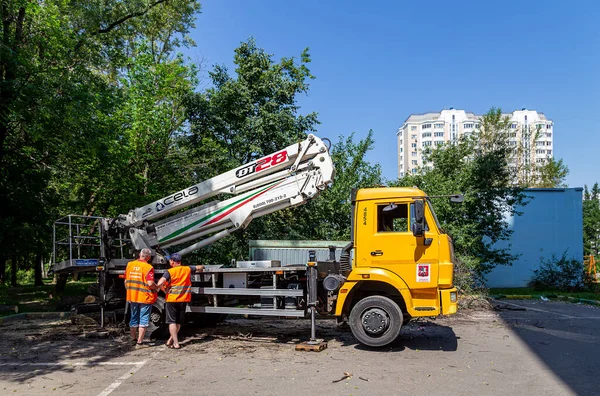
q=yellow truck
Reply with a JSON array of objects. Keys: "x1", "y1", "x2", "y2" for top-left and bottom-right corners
[
  {"x1": 331, "y1": 187, "x2": 458, "y2": 346},
  {"x1": 53, "y1": 135, "x2": 458, "y2": 347}
]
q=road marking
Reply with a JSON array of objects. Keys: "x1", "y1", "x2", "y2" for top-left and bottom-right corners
[
  {"x1": 490, "y1": 300, "x2": 576, "y2": 318},
  {"x1": 0, "y1": 361, "x2": 147, "y2": 367},
  {"x1": 96, "y1": 350, "x2": 160, "y2": 396}
]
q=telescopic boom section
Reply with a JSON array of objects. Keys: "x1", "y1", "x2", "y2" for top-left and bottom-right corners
[{"x1": 123, "y1": 135, "x2": 335, "y2": 254}]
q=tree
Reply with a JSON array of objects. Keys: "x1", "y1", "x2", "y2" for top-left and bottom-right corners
[
  {"x1": 184, "y1": 38, "x2": 318, "y2": 181},
  {"x1": 183, "y1": 38, "x2": 320, "y2": 264},
  {"x1": 533, "y1": 158, "x2": 569, "y2": 188},
  {"x1": 394, "y1": 108, "x2": 527, "y2": 277},
  {"x1": 291, "y1": 131, "x2": 382, "y2": 241},
  {"x1": 583, "y1": 183, "x2": 600, "y2": 256},
  {"x1": 0, "y1": 1, "x2": 200, "y2": 281}
]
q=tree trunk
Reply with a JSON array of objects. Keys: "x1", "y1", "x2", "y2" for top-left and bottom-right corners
[
  {"x1": 10, "y1": 255, "x2": 17, "y2": 287},
  {"x1": 0, "y1": 255, "x2": 6, "y2": 284},
  {"x1": 34, "y1": 253, "x2": 43, "y2": 286}
]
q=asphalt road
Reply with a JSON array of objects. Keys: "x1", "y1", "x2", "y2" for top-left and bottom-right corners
[{"x1": 0, "y1": 300, "x2": 598, "y2": 396}]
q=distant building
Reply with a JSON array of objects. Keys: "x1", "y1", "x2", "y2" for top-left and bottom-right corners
[{"x1": 397, "y1": 108, "x2": 554, "y2": 182}]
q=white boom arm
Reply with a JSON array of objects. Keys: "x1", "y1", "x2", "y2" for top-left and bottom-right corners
[{"x1": 123, "y1": 135, "x2": 335, "y2": 255}]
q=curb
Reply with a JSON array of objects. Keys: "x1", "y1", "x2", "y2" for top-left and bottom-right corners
[
  {"x1": 0, "y1": 312, "x2": 71, "y2": 325},
  {"x1": 556, "y1": 296, "x2": 600, "y2": 306}
]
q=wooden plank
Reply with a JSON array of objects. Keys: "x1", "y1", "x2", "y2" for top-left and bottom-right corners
[{"x1": 295, "y1": 341, "x2": 328, "y2": 352}]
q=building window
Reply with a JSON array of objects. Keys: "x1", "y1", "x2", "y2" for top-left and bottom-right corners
[
  {"x1": 464, "y1": 123, "x2": 474, "y2": 129},
  {"x1": 475, "y1": 123, "x2": 480, "y2": 128},
  {"x1": 411, "y1": 143, "x2": 417, "y2": 148},
  {"x1": 536, "y1": 158, "x2": 545, "y2": 163},
  {"x1": 411, "y1": 126, "x2": 417, "y2": 131},
  {"x1": 536, "y1": 149, "x2": 545, "y2": 154},
  {"x1": 452, "y1": 115, "x2": 455, "y2": 121},
  {"x1": 400, "y1": 172, "x2": 404, "y2": 177},
  {"x1": 435, "y1": 141, "x2": 444, "y2": 146},
  {"x1": 510, "y1": 123, "x2": 517, "y2": 129},
  {"x1": 509, "y1": 132, "x2": 517, "y2": 138},
  {"x1": 422, "y1": 141, "x2": 432, "y2": 147},
  {"x1": 412, "y1": 168, "x2": 417, "y2": 174},
  {"x1": 400, "y1": 148, "x2": 403, "y2": 152},
  {"x1": 422, "y1": 123, "x2": 432, "y2": 129},
  {"x1": 422, "y1": 132, "x2": 432, "y2": 138},
  {"x1": 547, "y1": 150, "x2": 552, "y2": 155},
  {"x1": 434, "y1": 123, "x2": 444, "y2": 129},
  {"x1": 546, "y1": 141, "x2": 552, "y2": 146},
  {"x1": 399, "y1": 139, "x2": 403, "y2": 145},
  {"x1": 434, "y1": 132, "x2": 444, "y2": 137},
  {"x1": 411, "y1": 160, "x2": 418, "y2": 165},
  {"x1": 546, "y1": 133, "x2": 552, "y2": 138},
  {"x1": 509, "y1": 141, "x2": 517, "y2": 146},
  {"x1": 411, "y1": 134, "x2": 417, "y2": 140},
  {"x1": 546, "y1": 124, "x2": 552, "y2": 129}
]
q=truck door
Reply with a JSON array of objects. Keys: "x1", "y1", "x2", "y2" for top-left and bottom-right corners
[{"x1": 355, "y1": 199, "x2": 440, "y2": 290}]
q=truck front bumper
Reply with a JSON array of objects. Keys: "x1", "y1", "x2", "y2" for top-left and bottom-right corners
[{"x1": 440, "y1": 287, "x2": 458, "y2": 315}]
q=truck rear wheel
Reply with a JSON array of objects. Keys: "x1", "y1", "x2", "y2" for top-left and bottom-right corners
[{"x1": 349, "y1": 295, "x2": 403, "y2": 348}]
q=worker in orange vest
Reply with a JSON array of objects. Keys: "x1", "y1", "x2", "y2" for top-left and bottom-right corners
[
  {"x1": 124, "y1": 248, "x2": 158, "y2": 346},
  {"x1": 156, "y1": 253, "x2": 203, "y2": 349}
]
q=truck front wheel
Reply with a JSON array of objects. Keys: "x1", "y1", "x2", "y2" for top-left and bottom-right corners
[{"x1": 349, "y1": 295, "x2": 403, "y2": 347}]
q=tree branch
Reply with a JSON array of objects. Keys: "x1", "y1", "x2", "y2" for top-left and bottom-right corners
[{"x1": 93, "y1": 0, "x2": 168, "y2": 36}]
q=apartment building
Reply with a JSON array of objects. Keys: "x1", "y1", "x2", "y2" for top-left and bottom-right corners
[{"x1": 397, "y1": 108, "x2": 554, "y2": 180}]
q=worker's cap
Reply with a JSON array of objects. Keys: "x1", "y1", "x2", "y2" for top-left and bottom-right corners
[{"x1": 170, "y1": 253, "x2": 182, "y2": 263}]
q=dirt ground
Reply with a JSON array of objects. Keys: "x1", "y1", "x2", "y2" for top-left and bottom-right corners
[{"x1": 0, "y1": 300, "x2": 598, "y2": 396}]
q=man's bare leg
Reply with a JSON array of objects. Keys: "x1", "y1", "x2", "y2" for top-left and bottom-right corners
[
  {"x1": 169, "y1": 324, "x2": 180, "y2": 348},
  {"x1": 137, "y1": 327, "x2": 147, "y2": 343},
  {"x1": 130, "y1": 327, "x2": 137, "y2": 341}
]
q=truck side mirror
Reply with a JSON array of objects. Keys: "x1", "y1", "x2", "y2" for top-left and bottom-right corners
[
  {"x1": 412, "y1": 200, "x2": 425, "y2": 237},
  {"x1": 450, "y1": 194, "x2": 464, "y2": 203}
]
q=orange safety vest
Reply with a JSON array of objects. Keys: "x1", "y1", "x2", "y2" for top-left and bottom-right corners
[
  {"x1": 125, "y1": 260, "x2": 157, "y2": 304},
  {"x1": 166, "y1": 266, "x2": 192, "y2": 303}
]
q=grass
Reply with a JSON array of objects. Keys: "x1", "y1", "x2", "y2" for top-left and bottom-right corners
[
  {"x1": 490, "y1": 287, "x2": 600, "y2": 302},
  {"x1": 0, "y1": 279, "x2": 95, "y2": 316}
]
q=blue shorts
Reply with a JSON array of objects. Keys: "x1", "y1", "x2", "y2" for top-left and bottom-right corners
[{"x1": 129, "y1": 302, "x2": 152, "y2": 328}]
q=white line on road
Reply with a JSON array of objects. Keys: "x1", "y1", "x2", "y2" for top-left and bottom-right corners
[
  {"x1": 96, "y1": 350, "x2": 160, "y2": 396},
  {"x1": 0, "y1": 361, "x2": 147, "y2": 367},
  {"x1": 491, "y1": 299, "x2": 576, "y2": 318}
]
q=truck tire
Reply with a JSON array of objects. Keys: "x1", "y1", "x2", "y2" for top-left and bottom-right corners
[
  {"x1": 349, "y1": 295, "x2": 403, "y2": 348},
  {"x1": 147, "y1": 297, "x2": 169, "y2": 340}
]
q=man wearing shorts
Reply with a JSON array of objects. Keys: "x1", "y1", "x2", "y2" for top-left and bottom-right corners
[
  {"x1": 156, "y1": 253, "x2": 203, "y2": 349},
  {"x1": 124, "y1": 248, "x2": 158, "y2": 345}
]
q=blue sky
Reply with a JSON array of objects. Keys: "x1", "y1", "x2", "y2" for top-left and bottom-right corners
[{"x1": 185, "y1": 0, "x2": 599, "y2": 188}]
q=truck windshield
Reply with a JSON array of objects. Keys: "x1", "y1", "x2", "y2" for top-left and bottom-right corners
[{"x1": 426, "y1": 198, "x2": 444, "y2": 234}]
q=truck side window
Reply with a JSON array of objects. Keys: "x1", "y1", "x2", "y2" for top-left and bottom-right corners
[{"x1": 377, "y1": 204, "x2": 409, "y2": 232}]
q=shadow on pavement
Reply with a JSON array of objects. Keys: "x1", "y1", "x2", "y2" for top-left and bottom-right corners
[
  {"x1": 0, "y1": 316, "x2": 135, "y2": 384},
  {"x1": 492, "y1": 299, "x2": 600, "y2": 396}
]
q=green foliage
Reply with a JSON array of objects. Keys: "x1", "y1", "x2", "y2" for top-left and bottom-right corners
[
  {"x1": 295, "y1": 131, "x2": 382, "y2": 241},
  {"x1": 532, "y1": 158, "x2": 569, "y2": 188},
  {"x1": 0, "y1": 1, "x2": 200, "y2": 276},
  {"x1": 185, "y1": 38, "x2": 318, "y2": 179},
  {"x1": 528, "y1": 252, "x2": 585, "y2": 291},
  {"x1": 183, "y1": 39, "x2": 323, "y2": 264},
  {"x1": 583, "y1": 183, "x2": 600, "y2": 256},
  {"x1": 394, "y1": 108, "x2": 527, "y2": 277}
]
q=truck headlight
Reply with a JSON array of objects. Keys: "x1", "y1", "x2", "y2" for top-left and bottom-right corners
[{"x1": 450, "y1": 291, "x2": 457, "y2": 303}]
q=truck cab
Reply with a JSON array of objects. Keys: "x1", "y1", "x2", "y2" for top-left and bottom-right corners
[{"x1": 335, "y1": 187, "x2": 458, "y2": 347}]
